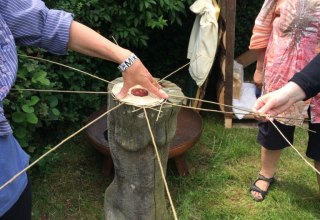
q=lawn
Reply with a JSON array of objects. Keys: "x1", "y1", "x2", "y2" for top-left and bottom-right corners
[{"x1": 31, "y1": 112, "x2": 320, "y2": 219}]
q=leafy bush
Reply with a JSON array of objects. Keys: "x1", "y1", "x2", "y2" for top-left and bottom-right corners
[
  {"x1": 46, "y1": 0, "x2": 192, "y2": 47},
  {"x1": 235, "y1": 0, "x2": 265, "y2": 79},
  {"x1": 4, "y1": 0, "x2": 193, "y2": 164},
  {"x1": 5, "y1": 0, "x2": 265, "y2": 170},
  {"x1": 235, "y1": 0, "x2": 265, "y2": 57}
]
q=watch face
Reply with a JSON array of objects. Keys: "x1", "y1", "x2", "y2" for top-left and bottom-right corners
[{"x1": 112, "y1": 82, "x2": 164, "y2": 107}]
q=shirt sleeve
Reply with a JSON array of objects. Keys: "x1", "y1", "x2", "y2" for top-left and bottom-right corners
[
  {"x1": 249, "y1": 0, "x2": 277, "y2": 49},
  {"x1": 0, "y1": 0, "x2": 74, "y2": 55},
  {"x1": 290, "y1": 54, "x2": 320, "y2": 100}
]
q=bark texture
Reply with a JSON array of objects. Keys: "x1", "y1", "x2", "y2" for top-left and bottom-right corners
[{"x1": 105, "y1": 78, "x2": 184, "y2": 220}]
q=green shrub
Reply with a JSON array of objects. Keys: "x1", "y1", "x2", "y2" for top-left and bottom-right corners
[
  {"x1": 235, "y1": 0, "x2": 264, "y2": 57},
  {"x1": 4, "y1": 0, "x2": 193, "y2": 166},
  {"x1": 234, "y1": 0, "x2": 264, "y2": 80},
  {"x1": 5, "y1": 0, "x2": 265, "y2": 170}
]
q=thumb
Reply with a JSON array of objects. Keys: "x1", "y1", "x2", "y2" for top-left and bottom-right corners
[
  {"x1": 116, "y1": 86, "x2": 130, "y2": 100},
  {"x1": 257, "y1": 101, "x2": 273, "y2": 115}
]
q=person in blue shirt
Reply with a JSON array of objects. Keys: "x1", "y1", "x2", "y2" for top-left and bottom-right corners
[{"x1": 0, "y1": 1, "x2": 168, "y2": 219}]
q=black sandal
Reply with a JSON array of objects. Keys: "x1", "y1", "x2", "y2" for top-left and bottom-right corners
[{"x1": 249, "y1": 174, "x2": 275, "y2": 202}]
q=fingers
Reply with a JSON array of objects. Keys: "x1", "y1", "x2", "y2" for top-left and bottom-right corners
[
  {"x1": 151, "y1": 79, "x2": 161, "y2": 90},
  {"x1": 116, "y1": 59, "x2": 168, "y2": 100},
  {"x1": 252, "y1": 96, "x2": 269, "y2": 121},
  {"x1": 116, "y1": 74, "x2": 168, "y2": 100},
  {"x1": 257, "y1": 101, "x2": 274, "y2": 115},
  {"x1": 142, "y1": 76, "x2": 168, "y2": 99},
  {"x1": 116, "y1": 86, "x2": 130, "y2": 100},
  {"x1": 252, "y1": 111, "x2": 268, "y2": 122},
  {"x1": 116, "y1": 82, "x2": 168, "y2": 100},
  {"x1": 147, "y1": 84, "x2": 168, "y2": 99},
  {"x1": 252, "y1": 95, "x2": 280, "y2": 121},
  {"x1": 252, "y1": 96, "x2": 266, "y2": 112}
]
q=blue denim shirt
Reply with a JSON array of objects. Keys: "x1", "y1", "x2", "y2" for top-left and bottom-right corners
[{"x1": 0, "y1": 0, "x2": 73, "y2": 216}]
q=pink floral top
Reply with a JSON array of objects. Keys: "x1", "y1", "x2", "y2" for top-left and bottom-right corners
[{"x1": 250, "y1": 0, "x2": 320, "y2": 124}]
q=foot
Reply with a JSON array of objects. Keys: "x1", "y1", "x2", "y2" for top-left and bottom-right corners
[{"x1": 250, "y1": 174, "x2": 274, "y2": 202}]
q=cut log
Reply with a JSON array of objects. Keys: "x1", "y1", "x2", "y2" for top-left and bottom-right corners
[{"x1": 104, "y1": 77, "x2": 184, "y2": 220}]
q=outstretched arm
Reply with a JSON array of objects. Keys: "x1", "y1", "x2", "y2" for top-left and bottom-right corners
[
  {"x1": 253, "y1": 54, "x2": 320, "y2": 119},
  {"x1": 67, "y1": 21, "x2": 168, "y2": 99},
  {"x1": 253, "y1": 82, "x2": 306, "y2": 117}
]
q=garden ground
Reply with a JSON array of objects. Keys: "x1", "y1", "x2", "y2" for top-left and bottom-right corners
[{"x1": 31, "y1": 112, "x2": 320, "y2": 219}]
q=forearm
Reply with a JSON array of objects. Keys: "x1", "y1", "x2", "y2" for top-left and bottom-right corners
[
  {"x1": 66, "y1": 21, "x2": 168, "y2": 99},
  {"x1": 281, "y1": 82, "x2": 306, "y2": 103},
  {"x1": 254, "y1": 48, "x2": 266, "y2": 72},
  {"x1": 67, "y1": 21, "x2": 131, "y2": 64}
]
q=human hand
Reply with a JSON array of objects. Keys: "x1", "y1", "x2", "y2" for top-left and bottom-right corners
[
  {"x1": 253, "y1": 69, "x2": 263, "y2": 88},
  {"x1": 253, "y1": 90, "x2": 292, "y2": 121},
  {"x1": 116, "y1": 59, "x2": 168, "y2": 100},
  {"x1": 252, "y1": 82, "x2": 306, "y2": 121},
  {"x1": 66, "y1": 22, "x2": 168, "y2": 100}
]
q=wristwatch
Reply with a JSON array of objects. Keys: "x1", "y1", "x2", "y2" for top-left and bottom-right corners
[{"x1": 117, "y1": 53, "x2": 138, "y2": 72}]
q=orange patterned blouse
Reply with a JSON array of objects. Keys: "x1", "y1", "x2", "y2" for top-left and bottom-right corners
[{"x1": 250, "y1": 0, "x2": 320, "y2": 124}]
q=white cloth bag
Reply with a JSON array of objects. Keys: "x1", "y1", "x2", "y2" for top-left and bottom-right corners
[{"x1": 187, "y1": 0, "x2": 219, "y2": 87}]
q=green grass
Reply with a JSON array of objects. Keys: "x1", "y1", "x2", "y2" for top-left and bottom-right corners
[{"x1": 31, "y1": 112, "x2": 320, "y2": 219}]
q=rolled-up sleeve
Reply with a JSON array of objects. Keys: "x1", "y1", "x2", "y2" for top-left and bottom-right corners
[
  {"x1": 249, "y1": 0, "x2": 276, "y2": 49},
  {"x1": 0, "y1": 0, "x2": 74, "y2": 55}
]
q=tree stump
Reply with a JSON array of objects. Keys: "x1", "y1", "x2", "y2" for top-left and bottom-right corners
[{"x1": 105, "y1": 77, "x2": 184, "y2": 220}]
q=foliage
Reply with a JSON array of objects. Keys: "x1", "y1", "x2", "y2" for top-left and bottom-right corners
[
  {"x1": 46, "y1": 0, "x2": 193, "y2": 47},
  {"x1": 5, "y1": 0, "x2": 265, "y2": 169},
  {"x1": 4, "y1": 0, "x2": 192, "y2": 166},
  {"x1": 234, "y1": 0, "x2": 265, "y2": 80},
  {"x1": 5, "y1": 50, "x2": 54, "y2": 150},
  {"x1": 235, "y1": 0, "x2": 265, "y2": 57}
]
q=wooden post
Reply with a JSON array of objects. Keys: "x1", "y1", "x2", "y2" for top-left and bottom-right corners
[
  {"x1": 104, "y1": 78, "x2": 184, "y2": 220},
  {"x1": 220, "y1": 0, "x2": 236, "y2": 128}
]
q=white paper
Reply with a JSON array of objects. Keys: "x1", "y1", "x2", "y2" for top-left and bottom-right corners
[{"x1": 232, "y1": 83, "x2": 257, "y2": 119}]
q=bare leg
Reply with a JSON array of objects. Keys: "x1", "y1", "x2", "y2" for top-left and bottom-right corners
[
  {"x1": 315, "y1": 161, "x2": 320, "y2": 192},
  {"x1": 251, "y1": 146, "x2": 282, "y2": 200}
]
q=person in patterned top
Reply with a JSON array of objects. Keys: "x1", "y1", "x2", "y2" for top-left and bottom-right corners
[{"x1": 249, "y1": 0, "x2": 320, "y2": 202}]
